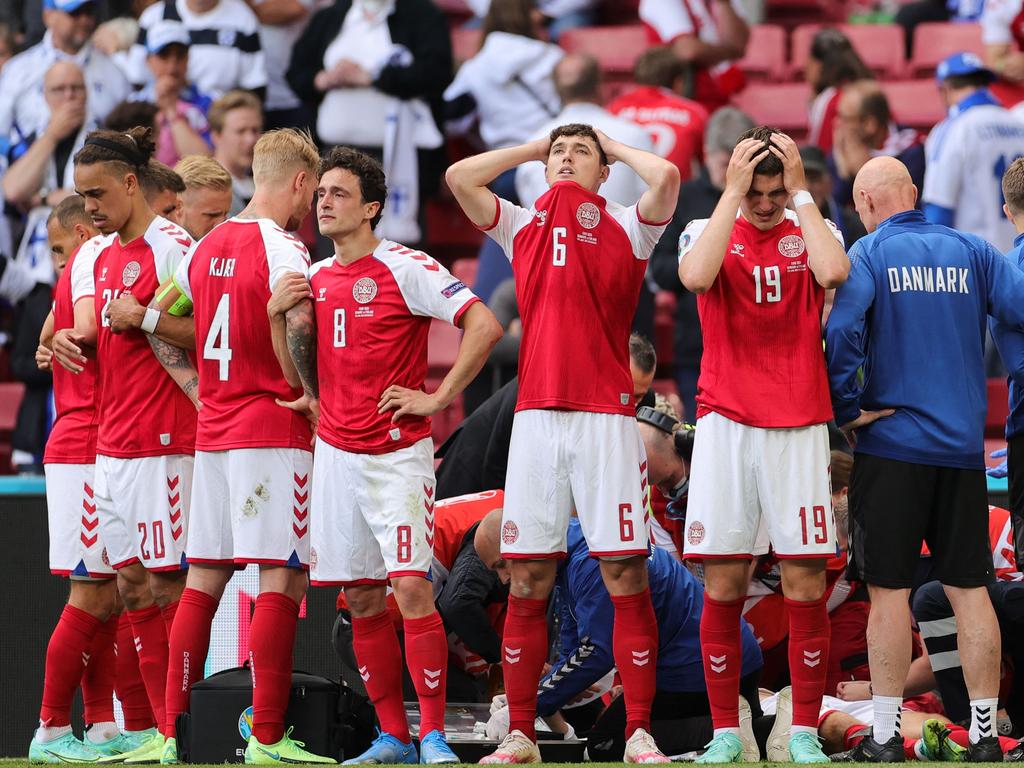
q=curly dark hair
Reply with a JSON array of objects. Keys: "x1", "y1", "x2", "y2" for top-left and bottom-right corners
[
  {"x1": 736, "y1": 125, "x2": 785, "y2": 178},
  {"x1": 318, "y1": 147, "x2": 388, "y2": 229},
  {"x1": 548, "y1": 122, "x2": 607, "y2": 165}
]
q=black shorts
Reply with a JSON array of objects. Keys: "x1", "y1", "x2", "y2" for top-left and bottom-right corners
[
  {"x1": 1007, "y1": 433, "x2": 1024, "y2": 567},
  {"x1": 847, "y1": 453, "x2": 993, "y2": 589}
]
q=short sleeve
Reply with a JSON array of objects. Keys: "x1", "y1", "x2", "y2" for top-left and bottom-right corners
[
  {"x1": 677, "y1": 218, "x2": 710, "y2": 263},
  {"x1": 149, "y1": 219, "x2": 194, "y2": 283},
  {"x1": 480, "y1": 195, "x2": 535, "y2": 263},
  {"x1": 173, "y1": 247, "x2": 194, "y2": 301},
  {"x1": 638, "y1": 0, "x2": 695, "y2": 41},
  {"x1": 609, "y1": 202, "x2": 670, "y2": 261},
  {"x1": 386, "y1": 247, "x2": 481, "y2": 326},
  {"x1": 923, "y1": 122, "x2": 963, "y2": 209},
  {"x1": 70, "y1": 238, "x2": 101, "y2": 303},
  {"x1": 259, "y1": 220, "x2": 311, "y2": 291}
]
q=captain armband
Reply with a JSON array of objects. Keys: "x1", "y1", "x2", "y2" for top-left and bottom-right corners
[{"x1": 160, "y1": 278, "x2": 193, "y2": 317}]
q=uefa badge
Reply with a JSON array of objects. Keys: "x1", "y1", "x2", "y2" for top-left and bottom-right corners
[
  {"x1": 352, "y1": 277, "x2": 377, "y2": 304},
  {"x1": 122, "y1": 261, "x2": 142, "y2": 287},
  {"x1": 576, "y1": 202, "x2": 601, "y2": 229},
  {"x1": 778, "y1": 235, "x2": 806, "y2": 259}
]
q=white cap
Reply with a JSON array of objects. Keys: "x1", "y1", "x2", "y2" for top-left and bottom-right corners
[{"x1": 146, "y1": 20, "x2": 190, "y2": 54}]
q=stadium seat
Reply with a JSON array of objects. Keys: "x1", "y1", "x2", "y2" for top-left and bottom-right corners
[
  {"x1": 790, "y1": 23, "x2": 906, "y2": 79},
  {"x1": 909, "y1": 22, "x2": 984, "y2": 77},
  {"x1": 987, "y1": 377, "x2": 1010, "y2": 438},
  {"x1": 450, "y1": 27, "x2": 481, "y2": 64},
  {"x1": 558, "y1": 25, "x2": 648, "y2": 76},
  {"x1": 730, "y1": 82, "x2": 812, "y2": 139},
  {"x1": 737, "y1": 24, "x2": 788, "y2": 81},
  {"x1": 879, "y1": 80, "x2": 945, "y2": 131},
  {"x1": 428, "y1": 319, "x2": 462, "y2": 374},
  {"x1": 0, "y1": 382, "x2": 24, "y2": 438},
  {"x1": 451, "y1": 257, "x2": 478, "y2": 287}
]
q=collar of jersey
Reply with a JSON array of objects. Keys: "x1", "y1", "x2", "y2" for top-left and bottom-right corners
[{"x1": 950, "y1": 88, "x2": 1001, "y2": 118}]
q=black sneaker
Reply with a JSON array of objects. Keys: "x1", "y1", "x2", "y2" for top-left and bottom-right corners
[
  {"x1": 1005, "y1": 738, "x2": 1024, "y2": 762},
  {"x1": 836, "y1": 734, "x2": 905, "y2": 762},
  {"x1": 966, "y1": 736, "x2": 1003, "y2": 762}
]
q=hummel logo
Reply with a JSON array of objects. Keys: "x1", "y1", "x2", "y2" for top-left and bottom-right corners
[
  {"x1": 358, "y1": 665, "x2": 370, "y2": 682},
  {"x1": 709, "y1": 654, "x2": 727, "y2": 674},
  {"x1": 134, "y1": 637, "x2": 142, "y2": 652},
  {"x1": 803, "y1": 649, "x2": 822, "y2": 668},
  {"x1": 631, "y1": 650, "x2": 651, "y2": 667},
  {"x1": 505, "y1": 647, "x2": 521, "y2": 665},
  {"x1": 424, "y1": 668, "x2": 441, "y2": 689}
]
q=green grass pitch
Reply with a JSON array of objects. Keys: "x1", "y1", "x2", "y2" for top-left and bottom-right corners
[{"x1": 0, "y1": 762, "x2": 1015, "y2": 767}]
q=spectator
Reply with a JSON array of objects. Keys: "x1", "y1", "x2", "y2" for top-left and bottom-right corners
[
  {"x1": 0, "y1": 0, "x2": 129, "y2": 141},
  {"x1": 983, "y1": 0, "x2": 1024, "y2": 104},
  {"x1": 924, "y1": 52, "x2": 1024, "y2": 251},
  {"x1": 444, "y1": 0, "x2": 562, "y2": 303},
  {"x1": 208, "y1": 89, "x2": 261, "y2": 215},
  {"x1": 638, "y1": 0, "x2": 750, "y2": 112},
  {"x1": 648, "y1": 106, "x2": 754, "y2": 421},
  {"x1": 465, "y1": 0, "x2": 598, "y2": 42},
  {"x1": 140, "y1": 159, "x2": 185, "y2": 222},
  {"x1": 128, "y1": 20, "x2": 212, "y2": 167},
  {"x1": 173, "y1": 154, "x2": 232, "y2": 238},
  {"x1": 248, "y1": 0, "x2": 316, "y2": 130},
  {"x1": 287, "y1": 0, "x2": 452, "y2": 242},
  {"x1": 102, "y1": 99, "x2": 158, "y2": 133},
  {"x1": 800, "y1": 145, "x2": 866, "y2": 248},
  {"x1": 896, "y1": 0, "x2": 983, "y2": 59},
  {"x1": 830, "y1": 80, "x2": 926, "y2": 211},
  {"x1": 805, "y1": 28, "x2": 873, "y2": 153},
  {"x1": 607, "y1": 47, "x2": 709, "y2": 182},
  {"x1": 129, "y1": 0, "x2": 267, "y2": 99},
  {"x1": 0, "y1": 22, "x2": 16, "y2": 72}
]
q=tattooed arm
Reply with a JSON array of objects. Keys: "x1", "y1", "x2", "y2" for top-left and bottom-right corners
[
  {"x1": 286, "y1": 297, "x2": 318, "y2": 399},
  {"x1": 148, "y1": 334, "x2": 200, "y2": 409}
]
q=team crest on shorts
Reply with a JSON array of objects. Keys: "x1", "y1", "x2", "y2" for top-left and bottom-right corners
[
  {"x1": 352, "y1": 277, "x2": 377, "y2": 304},
  {"x1": 687, "y1": 521, "x2": 705, "y2": 545},
  {"x1": 101, "y1": 548, "x2": 110, "y2": 567},
  {"x1": 777, "y1": 235, "x2": 806, "y2": 259},
  {"x1": 502, "y1": 520, "x2": 519, "y2": 545},
  {"x1": 121, "y1": 261, "x2": 141, "y2": 287},
  {"x1": 309, "y1": 546, "x2": 317, "y2": 570},
  {"x1": 576, "y1": 202, "x2": 601, "y2": 229}
]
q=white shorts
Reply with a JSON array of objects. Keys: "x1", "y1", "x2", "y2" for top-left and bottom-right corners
[
  {"x1": 683, "y1": 412, "x2": 836, "y2": 559},
  {"x1": 45, "y1": 463, "x2": 115, "y2": 579},
  {"x1": 187, "y1": 448, "x2": 312, "y2": 568},
  {"x1": 309, "y1": 436, "x2": 435, "y2": 586},
  {"x1": 95, "y1": 453, "x2": 194, "y2": 571},
  {"x1": 502, "y1": 409, "x2": 650, "y2": 558}
]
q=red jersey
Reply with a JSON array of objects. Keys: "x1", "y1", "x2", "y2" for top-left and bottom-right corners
[
  {"x1": 175, "y1": 218, "x2": 312, "y2": 452},
  {"x1": 680, "y1": 210, "x2": 841, "y2": 427},
  {"x1": 482, "y1": 182, "x2": 667, "y2": 415},
  {"x1": 94, "y1": 217, "x2": 197, "y2": 458},
  {"x1": 808, "y1": 86, "x2": 841, "y2": 153},
  {"x1": 432, "y1": 489, "x2": 505, "y2": 579},
  {"x1": 309, "y1": 239, "x2": 479, "y2": 455},
  {"x1": 44, "y1": 235, "x2": 111, "y2": 465},
  {"x1": 607, "y1": 86, "x2": 708, "y2": 181}
]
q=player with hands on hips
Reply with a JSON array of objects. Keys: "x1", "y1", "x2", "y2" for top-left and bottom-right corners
[
  {"x1": 446, "y1": 123, "x2": 679, "y2": 764},
  {"x1": 677, "y1": 126, "x2": 849, "y2": 764}
]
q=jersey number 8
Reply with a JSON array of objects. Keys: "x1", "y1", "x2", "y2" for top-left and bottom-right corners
[{"x1": 203, "y1": 293, "x2": 233, "y2": 381}]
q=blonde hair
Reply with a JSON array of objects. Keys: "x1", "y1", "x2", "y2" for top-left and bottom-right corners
[
  {"x1": 174, "y1": 155, "x2": 232, "y2": 192},
  {"x1": 251, "y1": 128, "x2": 319, "y2": 184},
  {"x1": 1003, "y1": 156, "x2": 1024, "y2": 216},
  {"x1": 208, "y1": 89, "x2": 262, "y2": 134}
]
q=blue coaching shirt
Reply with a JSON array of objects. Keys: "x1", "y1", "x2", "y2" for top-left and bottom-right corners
[
  {"x1": 825, "y1": 209, "x2": 1024, "y2": 469},
  {"x1": 536, "y1": 521, "x2": 763, "y2": 716},
  {"x1": 989, "y1": 232, "x2": 1024, "y2": 440}
]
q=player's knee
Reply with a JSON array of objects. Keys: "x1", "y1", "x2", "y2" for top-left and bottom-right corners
[
  {"x1": 148, "y1": 571, "x2": 186, "y2": 608},
  {"x1": 779, "y1": 560, "x2": 827, "y2": 601},
  {"x1": 116, "y1": 565, "x2": 152, "y2": 609},
  {"x1": 598, "y1": 556, "x2": 648, "y2": 596},
  {"x1": 68, "y1": 578, "x2": 117, "y2": 621},
  {"x1": 345, "y1": 585, "x2": 387, "y2": 617},
  {"x1": 509, "y1": 559, "x2": 556, "y2": 599},
  {"x1": 391, "y1": 577, "x2": 435, "y2": 618}
]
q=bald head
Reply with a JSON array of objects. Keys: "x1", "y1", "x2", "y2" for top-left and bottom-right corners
[
  {"x1": 474, "y1": 509, "x2": 510, "y2": 584},
  {"x1": 44, "y1": 60, "x2": 86, "y2": 112},
  {"x1": 555, "y1": 53, "x2": 602, "y2": 105},
  {"x1": 852, "y1": 156, "x2": 918, "y2": 233}
]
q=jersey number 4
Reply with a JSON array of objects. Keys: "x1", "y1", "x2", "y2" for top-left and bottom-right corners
[
  {"x1": 203, "y1": 293, "x2": 233, "y2": 381},
  {"x1": 752, "y1": 265, "x2": 781, "y2": 304}
]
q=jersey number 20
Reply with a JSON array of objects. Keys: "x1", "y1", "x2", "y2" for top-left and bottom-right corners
[{"x1": 204, "y1": 294, "x2": 233, "y2": 381}]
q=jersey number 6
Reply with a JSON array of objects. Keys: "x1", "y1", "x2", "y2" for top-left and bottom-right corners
[{"x1": 553, "y1": 227, "x2": 567, "y2": 266}]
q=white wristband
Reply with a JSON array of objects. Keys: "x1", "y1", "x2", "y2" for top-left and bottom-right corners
[
  {"x1": 140, "y1": 307, "x2": 161, "y2": 334},
  {"x1": 792, "y1": 190, "x2": 814, "y2": 208}
]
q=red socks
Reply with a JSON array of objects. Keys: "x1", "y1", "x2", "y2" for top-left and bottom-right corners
[
  {"x1": 161, "y1": 600, "x2": 179, "y2": 636},
  {"x1": 700, "y1": 595, "x2": 744, "y2": 731},
  {"x1": 786, "y1": 596, "x2": 830, "y2": 729},
  {"x1": 116, "y1": 613, "x2": 156, "y2": 730},
  {"x1": 502, "y1": 595, "x2": 548, "y2": 741},
  {"x1": 165, "y1": 589, "x2": 219, "y2": 738},
  {"x1": 248, "y1": 593, "x2": 299, "y2": 746},
  {"x1": 403, "y1": 612, "x2": 448, "y2": 737},
  {"x1": 40, "y1": 605, "x2": 102, "y2": 726},
  {"x1": 127, "y1": 604, "x2": 170, "y2": 731},
  {"x1": 82, "y1": 614, "x2": 118, "y2": 725},
  {"x1": 610, "y1": 589, "x2": 658, "y2": 737},
  {"x1": 351, "y1": 610, "x2": 411, "y2": 743}
]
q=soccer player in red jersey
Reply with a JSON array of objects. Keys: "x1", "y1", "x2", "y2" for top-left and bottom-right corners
[
  {"x1": 114, "y1": 129, "x2": 334, "y2": 764},
  {"x1": 676, "y1": 126, "x2": 850, "y2": 764},
  {"x1": 277, "y1": 147, "x2": 502, "y2": 765},
  {"x1": 446, "y1": 123, "x2": 680, "y2": 764},
  {"x1": 52, "y1": 128, "x2": 198, "y2": 764}
]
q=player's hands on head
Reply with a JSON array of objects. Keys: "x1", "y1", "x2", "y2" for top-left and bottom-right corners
[
  {"x1": 52, "y1": 329, "x2": 87, "y2": 373},
  {"x1": 378, "y1": 385, "x2": 443, "y2": 421},
  {"x1": 767, "y1": 133, "x2": 808, "y2": 197},
  {"x1": 724, "y1": 138, "x2": 770, "y2": 196},
  {"x1": 594, "y1": 129, "x2": 619, "y2": 165},
  {"x1": 105, "y1": 292, "x2": 144, "y2": 334},
  {"x1": 268, "y1": 273, "x2": 312, "y2": 318},
  {"x1": 839, "y1": 408, "x2": 896, "y2": 448},
  {"x1": 531, "y1": 134, "x2": 552, "y2": 163},
  {"x1": 35, "y1": 343, "x2": 53, "y2": 371}
]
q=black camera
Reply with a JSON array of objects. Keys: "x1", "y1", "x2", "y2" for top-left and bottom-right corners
[{"x1": 636, "y1": 406, "x2": 695, "y2": 462}]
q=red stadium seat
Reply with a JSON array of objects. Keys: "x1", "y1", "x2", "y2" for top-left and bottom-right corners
[
  {"x1": 790, "y1": 23, "x2": 906, "y2": 79},
  {"x1": 558, "y1": 25, "x2": 648, "y2": 76},
  {"x1": 730, "y1": 82, "x2": 812, "y2": 139},
  {"x1": 738, "y1": 24, "x2": 788, "y2": 81},
  {"x1": 879, "y1": 79, "x2": 945, "y2": 131},
  {"x1": 909, "y1": 22, "x2": 984, "y2": 77},
  {"x1": 451, "y1": 27, "x2": 481, "y2": 65},
  {"x1": 0, "y1": 382, "x2": 24, "y2": 437},
  {"x1": 451, "y1": 257, "x2": 478, "y2": 288},
  {"x1": 987, "y1": 378, "x2": 1010, "y2": 439},
  {"x1": 428, "y1": 319, "x2": 461, "y2": 374}
]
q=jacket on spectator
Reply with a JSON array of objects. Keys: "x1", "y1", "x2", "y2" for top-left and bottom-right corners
[{"x1": 11, "y1": 282, "x2": 53, "y2": 462}]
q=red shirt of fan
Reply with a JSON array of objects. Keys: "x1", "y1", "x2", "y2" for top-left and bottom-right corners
[
  {"x1": 481, "y1": 182, "x2": 668, "y2": 416},
  {"x1": 44, "y1": 235, "x2": 110, "y2": 465},
  {"x1": 679, "y1": 210, "x2": 842, "y2": 428},
  {"x1": 93, "y1": 217, "x2": 197, "y2": 458},
  {"x1": 607, "y1": 86, "x2": 708, "y2": 181},
  {"x1": 310, "y1": 240, "x2": 480, "y2": 455},
  {"x1": 174, "y1": 218, "x2": 312, "y2": 452}
]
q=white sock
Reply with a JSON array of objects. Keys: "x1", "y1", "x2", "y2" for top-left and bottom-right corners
[
  {"x1": 872, "y1": 695, "x2": 902, "y2": 742},
  {"x1": 35, "y1": 724, "x2": 72, "y2": 743},
  {"x1": 790, "y1": 725, "x2": 818, "y2": 736},
  {"x1": 86, "y1": 722, "x2": 119, "y2": 744},
  {"x1": 969, "y1": 698, "x2": 998, "y2": 742},
  {"x1": 713, "y1": 727, "x2": 741, "y2": 738}
]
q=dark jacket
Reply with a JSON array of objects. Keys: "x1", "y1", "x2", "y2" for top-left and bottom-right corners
[{"x1": 11, "y1": 282, "x2": 52, "y2": 459}]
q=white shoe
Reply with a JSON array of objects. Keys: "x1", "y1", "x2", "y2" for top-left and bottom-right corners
[
  {"x1": 766, "y1": 686, "x2": 793, "y2": 762},
  {"x1": 738, "y1": 696, "x2": 761, "y2": 762},
  {"x1": 478, "y1": 730, "x2": 541, "y2": 765},
  {"x1": 624, "y1": 728, "x2": 671, "y2": 764}
]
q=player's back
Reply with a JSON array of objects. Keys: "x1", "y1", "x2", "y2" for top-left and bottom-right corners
[{"x1": 185, "y1": 218, "x2": 312, "y2": 452}]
